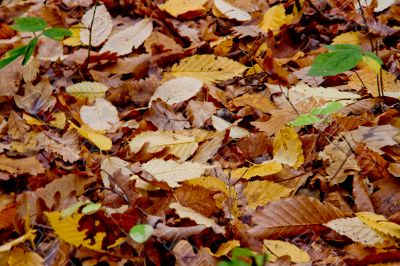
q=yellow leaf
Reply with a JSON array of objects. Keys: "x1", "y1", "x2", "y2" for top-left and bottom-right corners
[
  {"x1": 141, "y1": 159, "x2": 210, "y2": 188},
  {"x1": 231, "y1": 161, "x2": 282, "y2": 180},
  {"x1": 66, "y1": 81, "x2": 108, "y2": 100},
  {"x1": 158, "y1": 0, "x2": 208, "y2": 17},
  {"x1": 231, "y1": 93, "x2": 275, "y2": 113},
  {"x1": 168, "y1": 54, "x2": 248, "y2": 83},
  {"x1": 263, "y1": 240, "x2": 310, "y2": 263},
  {"x1": 49, "y1": 112, "x2": 66, "y2": 129},
  {"x1": 149, "y1": 77, "x2": 203, "y2": 106},
  {"x1": 356, "y1": 212, "x2": 400, "y2": 239},
  {"x1": 8, "y1": 247, "x2": 43, "y2": 266},
  {"x1": 22, "y1": 113, "x2": 44, "y2": 126},
  {"x1": 332, "y1": 32, "x2": 360, "y2": 45},
  {"x1": 213, "y1": 0, "x2": 251, "y2": 21},
  {"x1": 244, "y1": 180, "x2": 293, "y2": 209},
  {"x1": 325, "y1": 217, "x2": 392, "y2": 246},
  {"x1": 129, "y1": 131, "x2": 200, "y2": 161},
  {"x1": 63, "y1": 24, "x2": 82, "y2": 47},
  {"x1": 348, "y1": 70, "x2": 399, "y2": 98},
  {"x1": 0, "y1": 230, "x2": 36, "y2": 252},
  {"x1": 213, "y1": 240, "x2": 241, "y2": 257},
  {"x1": 45, "y1": 211, "x2": 123, "y2": 252},
  {"x1": 273, "y1": 126, "x2": 304, "y2": 168},
  {"x1": 259, "y1": 4, "x2": 287, "y2": 34},
  {"x1": 361, "y1": 55, "x2": 381, "y2": 74},
  {"x1": 69, "y1": 122, "x2": 112, "y2": 151}
]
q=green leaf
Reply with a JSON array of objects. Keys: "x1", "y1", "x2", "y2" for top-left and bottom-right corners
[
  {"x1": 60, "y1": 200, "x2": 91, "y2": 219},
  {"x1": 308, "y1": 50, "x2": 362, "y2": 76},
  {"x1": 325, "y1": 44, "x2": 361, "y2": 52},
  {"x1": 11, "y1": 17, "x2": 46, "y2": 32},
  {"x1": 362, "y1": 51, "x2": 383, "y2": 65},
  {"x1": 290, "y1": 114, "x2": 321, "y2": 126},
  {"x1": 0, "y1": 45, "x2": 27, "y2": 70},
  {"x1": 129, "y1": 224, "x2": 154, "y2": 243},
  {"x1": 43, "y1": 28, "x2": 72, "y2": 41},
  {"x1": 22, "y1": 37, "x2": 38, "y2": 65},
  {"x1": 311, "y1": 102, "x2": 343, "y2": 115},
  {"x1": 82, "y1": 203, "x2": 101, "y2": 215}
]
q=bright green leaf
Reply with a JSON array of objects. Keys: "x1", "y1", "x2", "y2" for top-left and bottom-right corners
[
  {"x1": 309, "y1": 51, "x2": 362, "y2": 76},
  {"x1": 311, "y1": 102, "x2": 343, "y2": 115},
  {"x1": 0, "y1": 45, "x2": 27, "y2": 70},
  {"x1": 22, "y1": 37, "x2": 38, "y2": 65},
  {"x1": 81, "y1": 203, "x2": 101, "y2": 215},
  {"x1": 11, "y1": 17, "x2": 46, "y2": 32},
  {"x1": 325, "y1": 44, "x2": 361, "y2": 52},
  {"x1": 290, "y1": 114, "x2": 321, "y2": 126},
  {"x1": 43, "y1": 28, "x2": 72, "y2": 41},
  {"x1": 129, "y1": 224, "x2": 154, "y2": 243}
]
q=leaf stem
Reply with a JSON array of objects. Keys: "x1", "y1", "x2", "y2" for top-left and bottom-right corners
[{"x1": 84, "y1": 0, "x2": 99, "y2": 71}]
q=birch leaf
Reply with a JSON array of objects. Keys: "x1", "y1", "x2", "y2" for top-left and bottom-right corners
[
  {"x1": 168, "y1": 54, "x2": 247, "y2": 83},
  {"x1": 80, "y1": 98, "x2": 119, "y2": 131},
  {"x1": 100, "y1": 18, "x2": 153, "y2": 56},
  {"x1": 141, "y1": 159, "x2": 209, "y2": 187},
  {"x1": 80, "y1": 5, "x2": 113, "y2": 46},
  {"x1": 149, "y1": 77, "x2": 203, "y2": 106}
]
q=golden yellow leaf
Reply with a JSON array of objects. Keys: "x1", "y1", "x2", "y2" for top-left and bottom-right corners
[
  {"x1": 259, "y1": 4, "x2": 287, "y2": 34},
  {"x1": 63, "y1": 24, "x2": 82, "y2": 47},
  {"x1": 22, "y1": 113, "x2": 44, "y2": 126},
  {"x1": 273, "y1": 126, "x2": 304, "y2": 169},
  {"x1": 65, "y1": 81, "x2": 108, "y2": 100},
  {"x1": 361, "y1": 55, "x2": 381, "y2": 74},
  {"x1": 69, "y1": 122, "x2": 112, "y2": 151},
  {"x1": 168, "y1": 54, "x2": 248, "y2": 83},
  {"x1": 213, "y1": 0, "x2": 251, "y2": 21},
  {"x1": 325, "y1": 217, "x2": 391, "y2": 246},
  {"x1": 231, "y1": 161, "x2": 282, "y2": 180},
  {"x1": 49, "y1": 112, "x2": 66, "y2": 129},
  {"x1": 213, "y1": 240, "x2": 241, "y2": 257},
  {"x1": 332, "y1": 32, "x2": 360, "y2": 45},
  {"x1": 158, "y1": 0, "x2": 208, "y2": 17},
  {"x1": 263, "y1": 240, "x2": 310, "y2": 263},
  {"x1": 45, "y1": 211, "x2": 123, "y2": 252},
  {"x1": 0, "y1": 230, "x2": 36, "y2": 252},
  {"x1": 356, "y1": 212, "x2": 400, "y2": 239},
  {"x1": 231, "y1": 93, "x2": 275, "y2": 113},
  {"x1": 244, "y1": 180, "x2": 293, "y2": 209},
  {"x1": 8, "y1": 247, "x2": 43, "y2": 266}
]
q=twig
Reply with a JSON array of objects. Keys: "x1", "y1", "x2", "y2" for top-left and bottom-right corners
[{"x1": 84, "y1": 0, "x2": 99, "y2": 71}]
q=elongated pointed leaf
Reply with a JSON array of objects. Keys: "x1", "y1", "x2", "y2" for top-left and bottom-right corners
[
  {"x1": 309, "y1": 51, "x2": 362, "y2": 76},
  {"x1": 11, "y1": 17, "x2": 46, "y2": 32},
  {"x1": 43, "y1": 28, "x2": 72, "y2": 41}
]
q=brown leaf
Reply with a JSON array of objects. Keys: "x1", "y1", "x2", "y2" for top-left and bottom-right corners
[
  {"x1": 325, "y1": 191, "x2": 354, "y2": 216},
  {"x1": 145, "y1": 99, "x2": 190, "y2": 130},
  {"x1": 248, "y1": 196, "x2": 345, "y2": 239},
  {"x1": 0, "y1": 154, "x2": 45, "y2": 176},
  {"x1": 237, "y1": 132, "x2": 273, "y2": 160},
  {"x1": 371, "y1": 177, "x2": 400, "y2": 217},
  {"x1": 186, "y1": 100, "x2": 216, "y2": 128},
  {"x1": 192, "y1": 132, "x2": 224, "y2": 164},
  {"x1": 0, "y1": 203, "x2": 17, "y2": 229},
  {"x1": 354, "y1": 144, "x2": 391, "y2": 181},
  {"x1": 352, "y1": 174, "x2": 374, "y2": 213},
  {"x1": 7, "y1": 111, "x2": 29, "y2": 140},
  {"x1": 174, "y1": 185, "x2": 217, "y2": 217}
]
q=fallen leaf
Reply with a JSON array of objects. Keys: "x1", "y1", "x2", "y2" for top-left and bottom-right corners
[
  {"x1": 8, "y1": 247, "x2": 44, "y2": 266},
  {"x1": 80, "y1": 98, "x2": 119, "y2": 131},
  {"x1": 356, "y1": 212, "x2": 400, "y2": 239},
  {"x1": 332, "y1": 32, "x2": 360, "y2": 45},
  {"x1": 80, "y1": 5, "x2": 113, "y2": 46},
  {"x1": 263, "y1": 240, "x2": 311, "y2": 263},
  {"x1": 158, "y1": 0, "x2": 208, "y2": 17},
  {"x1": 0, "y1": 154, "x2": 45, "y2": 175},
  {"x1": 69, "y1": 122, "x2": 112, "y2": 151},
  {"x1": 175, "y1": 184, "x2": 217, "y2": 216},
  {"x1": 259, "y1": 4, "x2": 287, "y2": 34},
  {"x1": 273, "y1": 126, "x2": 304, "y2": 169},
  {"x1": 244, "y1": 180, "x2": 293, "y2": 209},
  {"x1": 211, "y1": 115, "x2": 249, "y2": 139},
  {"x1": 0, "y1": 230, "x2": 36, "y2": 252},
  {"x1": 231, "y1": 161, "x2": 282, "y2": 180},
  {"x1": 213, "y1": 0, "x2": 251, "y2": 21},
  {"x1": 186, "y1": 100, "x2": 216, "y2": 128},
  {"x1": 66, "y1": 81, "x2": 108, "y2": 100},
  {"x1": 231, "y1": 93, "x2": 275, "y2": 113}
]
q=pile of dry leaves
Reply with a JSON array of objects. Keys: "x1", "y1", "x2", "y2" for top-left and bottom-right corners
[{"x1": 0, "y1": 0, "x2": 400, "y2": 265}]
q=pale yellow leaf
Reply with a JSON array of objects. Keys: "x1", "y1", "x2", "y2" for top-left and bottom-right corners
[
  {"x1": 185, "y1": 176, "x2": 229, "y2": 195},
  {"x1": 100, "y1": 18, "x2": 153, "y2": 56},
  {"x1": 356, "y1": 212, "x2": 400, "y2": 239},
  {"x1": 141, "y1": 159, "x2": 209, "y2": 187},
  {"x1": 170, "y1": 202, "x2": 224, "y2": 233},
  {"x1": 149, "y1": 77, "x2": 203, "y2": 106},
  {"x1": 63, "y1": 24, "x2": 82, "y2": 47},
  {"x1": 325, "y1": 217, "x2": 390, "y2": 246},
  {"x1": 80, "y1": 5, "x2": 113, "y2": 46},
  {"x1": 8, "y1": 247, "x2": 43, "y2": 266},
  {"x1": 66, "y1": 81, "x2": 108, "y2": 100},
  {"x1": 361, "y1": 55, "x2": 381, "y2": 74},
  {"x1": 244, "y1": 180, "x2": 293, "y2": 209},
  {"x1": 211, "y1": 115, "x2": 249, "y2": 138},
  {"x1": 159, "y1": 0, "x2": 208, "y2": 17},
  {"x1": 231, "y1": 93, "x2": 275, "y2": 113},
  {"x1": 231, "y1": 161, "x2": 282, "y2": 180},
  {"x1": 332, "y1": 32, "x2": 360, "y2": 45},
  {"x1": 213, "y1": 0, "x2": 251, "y2": 21},
  {"x1": 69, "y1": 122, "x2": 112, "y2": 151},
  {"x1": 129, "y1": 131, "x2": 199, "y2": 161},
  {"x1": 168, "y1": 54, "x2": 248, "y2": 83},
  {"x1": 259, "y1": 4, "x2": 287, "y2": 33},
  {"x1": 0, "y1": 230, "x2": 36, "y2": 252},
  {"x1": 263, "y1": 240, "x2": 310, "y2": 263},
  {"x1": 273, "y1": 126, "x2": 304, "y2": 168},
  {"x1": 80, "y1": 98, "x2": 119, "y2": 131}
]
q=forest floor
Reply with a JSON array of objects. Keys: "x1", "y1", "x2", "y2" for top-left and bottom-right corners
[{"x1": 0, "y1": 0, "x2": 400, "y2": 265}]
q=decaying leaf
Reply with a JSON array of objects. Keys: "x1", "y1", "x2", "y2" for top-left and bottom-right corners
[
  {"x1": 263, "y1": 240, "x2": 311, "y2": 263},
  {"x1": 80, "y1": 5, "x2": 113, "y2": 46}
]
